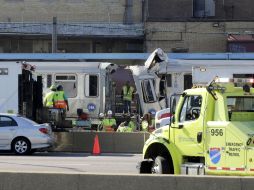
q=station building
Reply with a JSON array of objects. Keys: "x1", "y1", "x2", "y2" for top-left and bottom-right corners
[{"x1": 0, "y1": 0, "x2": 253, "y2": 53}]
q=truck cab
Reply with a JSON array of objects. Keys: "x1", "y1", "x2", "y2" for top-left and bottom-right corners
[{"x1": 139, "y1": 78, "x2": 254, "y2": 176}]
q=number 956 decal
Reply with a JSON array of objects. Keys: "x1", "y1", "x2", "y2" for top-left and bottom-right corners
[{"x1": 210, "y1": 129, "x2": 224, "y2": 136}]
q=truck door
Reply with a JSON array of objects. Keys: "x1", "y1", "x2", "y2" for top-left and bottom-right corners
[
  {"x1": 174, "y1": 94, "x2": 204, "y2": 156},
  {"x1": 206, "y1": 123, "x2": 226, "y2": 171},
  {"x1": 223, "y1": 96, "x2": 247, "y2": 171},
  {"x1": 206, "y1": 124, "x2": 245, "y2": 172},
  {"x1": 224, "y1": 130, "x2": 245, "y2": 171}
]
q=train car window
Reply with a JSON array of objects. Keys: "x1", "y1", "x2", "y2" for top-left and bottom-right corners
[
  {"x1": 141, "y1": 79, "x2": 156, "y2": 103},
  {"x1": 85, "y1": 75, "x2": 98, "y2": 97},
  {"x1": 166, "y1": 74, "x2": 172, "y2": 87},
  {"x1": 46, "y1": 74, "x2": 52, "y2": 88},
  {"x1": 55, "y1": 74, "x2": 77, "y2": 98},
  {"x1": 184, "y1": 74, "x2": 193, "y2": 90}
]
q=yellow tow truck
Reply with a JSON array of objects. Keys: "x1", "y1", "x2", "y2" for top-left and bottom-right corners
[{"x1": 139, "y1": 78, "x2": 254, "y2": 175}]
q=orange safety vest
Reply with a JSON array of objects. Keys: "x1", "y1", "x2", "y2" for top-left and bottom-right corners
[
  {"x1": 101, "y1": 118, "x2": 116, "y2": 132},
  {"x1": 54, "y1": 91, "x2": 67, "y2": 109}
]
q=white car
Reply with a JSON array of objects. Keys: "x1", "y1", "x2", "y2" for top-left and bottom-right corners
[{"x1": 0, "y1": 113, "x2": 54, "y2": 155}]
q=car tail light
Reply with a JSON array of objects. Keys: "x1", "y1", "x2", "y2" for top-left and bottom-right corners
[{"x1": 39, "y1": 128, "x2": 48, "y2": 134}]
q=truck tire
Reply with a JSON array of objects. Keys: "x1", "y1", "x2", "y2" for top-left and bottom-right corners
[
  {"x1": 151, "y1": 156, "x2": 170, "y2": 174},
  {"x1": 139, "y1": 161, "x2": 153, "y2": 174}
]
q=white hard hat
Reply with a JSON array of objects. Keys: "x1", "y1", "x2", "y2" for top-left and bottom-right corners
[
  {"x1": 107, "y1": 110, "x2": 113, "y2": 115},
  {"x1": 99, "y1": 113, "x2": 104, "y2": 118}
]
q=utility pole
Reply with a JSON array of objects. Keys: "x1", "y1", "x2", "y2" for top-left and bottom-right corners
[
  {"x1": 52, "y1": 17, "x2": 57, "y2": 53},
  {"x1": 124, "y1": 0, "x2": 133, "y2": 24}
]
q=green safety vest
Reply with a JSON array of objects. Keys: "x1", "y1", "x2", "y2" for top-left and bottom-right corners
[
  {"x1": 44, "y1": 91, "x2": 55, "y2": 107},
  {"x1": 123, "y1": 85, "x2": 134, "y2": 101},
  {"x1": 54, "y1": 91, "x2": 67, "y2": 109},
  {"x1": 141, "y1": 120, "x2": 148, "y2": 131},
  {"x1": 152, "y1": 119, "x2": 155, "y2": 127},
  {"x1": 101, "y1": 118, "x2": 116, "y2": 132},
  {"x1": 117, "y1": 121, "x2": 135, "y2": 132},
  {"x1": 117, "y1": 125, "x2": 133, "y2": 132},
  {"x1": 141, "y1": 119, "x2": 155, "y2": 132},
  {"x1": 129, "y1": 121, "x2": 136, "y2": 131},
  {"x1": 54, "y1": 91, "x2": 65, "y2": 101}
]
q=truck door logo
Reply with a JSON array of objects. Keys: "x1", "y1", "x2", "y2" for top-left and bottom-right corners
[{"x1": 209, "y1": 148, "x2": 221, "y2": 164}]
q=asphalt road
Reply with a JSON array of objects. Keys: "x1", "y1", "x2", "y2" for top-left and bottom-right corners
[{"x1": 0, "y1": 152, "x2": 142, "y2": 174}]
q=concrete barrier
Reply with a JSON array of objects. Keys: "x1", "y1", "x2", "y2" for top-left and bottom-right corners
[
  {"x1": 113, "y1": 132, "x2": 148, "y2": 153},
  {"x1": 53, "y1": 132, "x2": 150, "y2": 153},
  {"x1": 72, "y1": 132, "x2": 97, "y2": 152},
  {"x1": 0, "y1": 172, "x2": 254, "y2": 190},
  {"x1": 53, "y1": 132, "x2": 74, "y2": 152}
]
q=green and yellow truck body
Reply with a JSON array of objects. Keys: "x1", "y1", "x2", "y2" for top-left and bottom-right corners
[{"x1": 140, "y1": 81, "x2": 254, "y2": 175}]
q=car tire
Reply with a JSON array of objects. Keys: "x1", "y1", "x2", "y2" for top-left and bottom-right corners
[
  {"x1": 12, "y1": 138, "x2": 31, "y2": 155},
  {"x1": 151, "y1": 156, "x2": 170, "y2": 174}
]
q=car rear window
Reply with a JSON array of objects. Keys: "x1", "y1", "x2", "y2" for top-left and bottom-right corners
[{"x1": 17, "y1": 116, "x2": 38, "y2": 125}]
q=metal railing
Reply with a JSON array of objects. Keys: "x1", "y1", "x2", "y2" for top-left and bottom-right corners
[{"x1": 0, "y1": 22, "x2": 144, "y2": 37}]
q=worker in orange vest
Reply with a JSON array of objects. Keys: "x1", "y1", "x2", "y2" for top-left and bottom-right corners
[
  {"x1": 53, "y1": 84, "x2": 69, "y2": 111},
  {"x1": 101, "y1": 110, "x2": 116, "y2": 132}
]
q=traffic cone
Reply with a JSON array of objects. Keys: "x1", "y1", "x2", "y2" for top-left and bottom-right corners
[{"x1": 92, "y1": 134, "x2": 101, "y2": 155}]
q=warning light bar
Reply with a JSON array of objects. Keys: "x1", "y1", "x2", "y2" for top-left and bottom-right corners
[
  {"x1": 215, "y1": 78, "x2": 233, "y2": 83},
  {"x1": 234, "y1": 78, "x2": 254, "y2": 83},
  {"x1": 215, "y1": 77, "x2": 254, "y2": 84},
  {"x1": 207, "y1": 86, "x2": 226, "y2": 91}
]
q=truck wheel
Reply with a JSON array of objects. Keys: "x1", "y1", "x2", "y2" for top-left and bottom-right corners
[
  {"x1": 151, "y1": 156, "x2": 170, "y2": 174},
  {"x1": 139, "y1": 161, "x2": 153, "y2": 174},
  {"x1": 12, "y1": 138, "x2": 31, "y2": 155}
]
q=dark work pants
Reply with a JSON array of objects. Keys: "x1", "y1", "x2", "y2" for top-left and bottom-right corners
[{"x1": 124, "y1": 100, "x2": 131, "y2": 114}]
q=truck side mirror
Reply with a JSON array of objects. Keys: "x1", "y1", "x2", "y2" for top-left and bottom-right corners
[
  {"x1": 172, "y1": 115, "x2": 175, "y2": 124},
  {"x1": 168, "y1": 115, "x2": 175, "y2": 129},
  {"x1": 197, "y1": 132, "x2": 202, "y2": 143}
]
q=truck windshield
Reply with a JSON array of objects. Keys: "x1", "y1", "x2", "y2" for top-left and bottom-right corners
[{"x1": 227, "y1": 96, "x2": 254, "y2": 121}]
